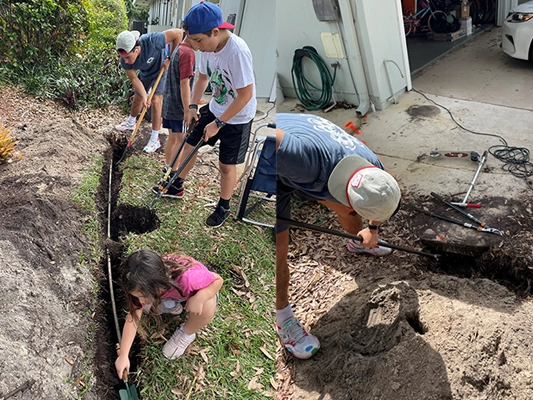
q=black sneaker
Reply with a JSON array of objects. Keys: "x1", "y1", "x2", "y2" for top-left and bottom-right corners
[
  {"x1": 205, "y1": 205, "x2": 230, "y2": 228},
  {"x1": 152, "y1": 183, "x2": 184, "y2": 199}
]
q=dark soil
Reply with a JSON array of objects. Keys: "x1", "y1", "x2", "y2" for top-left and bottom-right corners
[{"x1": 0, "y1": 86, "x2": 161, "y2": 399}]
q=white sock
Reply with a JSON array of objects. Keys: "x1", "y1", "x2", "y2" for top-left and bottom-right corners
[
  {"x1": 179, "y1": 326, "x2": 195, "y2": 339},
  {"x1": 276, "y1": 304, "x2": 294, "y2": 327},
  {"x1": 150, "y1": 130, "x2": 159, "y2": 141},
  {"x1": 127, "y1": 115, "x2": 136, "y2": 124}
]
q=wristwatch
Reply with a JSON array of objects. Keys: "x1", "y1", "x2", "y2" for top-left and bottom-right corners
[
  {"x1": 215, "y1": 118, "x2": 226, "y2": 129},
  {"x1": 368, "y1": 223, "x2": 379, "y2": 231}
]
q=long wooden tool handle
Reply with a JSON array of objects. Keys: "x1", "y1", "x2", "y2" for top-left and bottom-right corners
[{"x1": 277, "y1": 217, "x2": 439, "y2": 260}]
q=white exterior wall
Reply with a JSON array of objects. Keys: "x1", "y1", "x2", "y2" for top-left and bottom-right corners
[
  {"x1": 276, "y1": 0, "x2": 361, "y2": 107},
  {"x1": 221, "y1": 0, "x2": 276, "y2": 102},
  {"x1": 276, "y1": 0, "x2": 411, "y2": 113},
  {"x1": 352, "y1": 0, "x2": 410, "y2": 110}
]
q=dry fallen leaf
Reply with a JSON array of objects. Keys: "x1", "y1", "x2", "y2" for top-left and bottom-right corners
[
  {"x1": 260, "y1": 345, "x2": 274, "y2": 361},
  {"x1": 247, "y1": 376, "x2": 264, "y2": 391}
]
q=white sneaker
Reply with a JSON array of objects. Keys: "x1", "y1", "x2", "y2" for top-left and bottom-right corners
[
  {"x1": 276, "y1": 316, "x2": 320, "y2": 359},
  {"x1": 143, "y1": 138, "x2": 161, "y2": 153},
  {"x1": 116, "y1": 119, "x2": 136, "y2": 131},
  {"x1": 346, "y1": 239, "x2": 393, "y2": 256},
  {"x1": 162, "y1": 326, "x2": 196, "y2": 359}
]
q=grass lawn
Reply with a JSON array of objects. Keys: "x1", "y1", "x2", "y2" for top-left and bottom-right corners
[{"x1": 112, "y1": 150, "x2": 275, "y2": 399}]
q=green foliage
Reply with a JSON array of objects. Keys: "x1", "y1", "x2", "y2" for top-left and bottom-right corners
[
  {"x1": 0, "y1": 0, "x2": 90, "y2": 69},
  {"x1": 9, "y1": 45, "x2": 132, "y2": 110},
  {"x1": 125, "y1": 0, "x2": 149, "y2": 24},
  {"x1": 85, "y1": 0, "x2": 128, "y2": 45},
  {"x1": 0, "y1": 0, "x2": 134, "y2": 110}
]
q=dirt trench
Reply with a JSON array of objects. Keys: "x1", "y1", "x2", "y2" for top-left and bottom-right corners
[
  {"x1": 92, "y1": 134, "x2": 161, "y2": 399},
  {"x1": 0, "y1": 86, "x2": 161, "y2": 399}
]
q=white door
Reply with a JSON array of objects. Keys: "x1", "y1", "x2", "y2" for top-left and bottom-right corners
[{"x1": 237, "y1": 0, "x2": 276, "y2": 101}]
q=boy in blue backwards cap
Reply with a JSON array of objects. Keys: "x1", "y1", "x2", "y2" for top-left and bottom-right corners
[{"x1": 161, "y1": 1, "x2": 256, "y2": 228}]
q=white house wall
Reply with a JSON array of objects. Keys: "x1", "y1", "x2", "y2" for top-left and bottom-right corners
[
  {"x1": 352, "y1": 0, "x2": 409, "y2": 110},
  {"x1": 276, "y1": 0, "x2": 361, "y2": 107},
  {"x1": 220, "y1": 0, "x2": 276, "y2": 102},
  {"x1": 276, "y1": 0, "x2": 411, "y2": 112}
]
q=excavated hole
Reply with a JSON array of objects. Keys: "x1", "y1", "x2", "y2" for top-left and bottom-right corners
[
  {"x1": 419, "y1": 250, "x2": 533, "y2": 298},
  {"x1": 91, "y1": 140, "x2": 160, "y2": 399},
  {"x1": 398, "y1": 197, "x2": 533, "y2": 299},
  {"x1": 406, "y1": 311, "x2": 427, "y2": 335}
]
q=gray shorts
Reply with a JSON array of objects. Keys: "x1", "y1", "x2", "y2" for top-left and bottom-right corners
[{"x1": 136, "y1": 72, "x2": 167, "y2": 96}]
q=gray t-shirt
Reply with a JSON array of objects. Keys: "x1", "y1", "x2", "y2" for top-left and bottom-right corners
[
  {"x1": 120, "y1": 32, "x2": 166, "y2": 82},
  {"x1": 277, "y1": 113, "x2": 385, "y2": 202}
]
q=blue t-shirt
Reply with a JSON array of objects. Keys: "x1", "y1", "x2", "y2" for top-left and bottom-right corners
[
  {"x1": 120, "y1": 32, "x2": 166, "y2": 81},
  {"x1": 277, "y1": 113, "x2": 385, "y2": 202}
]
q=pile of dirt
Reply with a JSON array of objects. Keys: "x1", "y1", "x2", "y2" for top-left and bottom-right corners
[
  {"x1": 0, "y1": 86, "x2": 120, "y2": 398},
  {"x1": 277, "y1": 194, "x2": 533, "y2": 400}
]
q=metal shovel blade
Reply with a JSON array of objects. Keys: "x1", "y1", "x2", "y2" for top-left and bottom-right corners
[
  {"x1": 119, "y1": 383, "x2": 139, "y2": 400},
  {"x1": 119, "y1": 388, "x2": 130, "y2": 400}
]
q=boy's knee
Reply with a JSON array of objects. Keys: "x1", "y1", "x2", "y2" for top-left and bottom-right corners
[{"x1": 219, "y1": 163, "x2": 235, "y2": 174}]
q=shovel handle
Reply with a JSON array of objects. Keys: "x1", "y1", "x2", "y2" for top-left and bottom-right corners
[{"x1": 277, "y1": 217, "x2": 440, "y2": 261}]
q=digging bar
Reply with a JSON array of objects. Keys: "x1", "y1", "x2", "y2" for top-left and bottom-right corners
[
  {"x1": 450, "y1": 150, "x2": 488, "y2": 208},
  {"x1": 117, "y1": 65, "x2": 166, "y2": 164},
  {"x1": 277, "y1": 217, "x2": 441, "y2": 262},
  {"x1": 157, "y1": 120, "x2": 196, "y2": 185}
]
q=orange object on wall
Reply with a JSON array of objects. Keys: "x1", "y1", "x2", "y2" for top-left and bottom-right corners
[{"x1": 403, "y1": 0, "x2": 417, "y2": 14}]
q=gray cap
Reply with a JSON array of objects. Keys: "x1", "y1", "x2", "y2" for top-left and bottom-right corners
[{"x1": 116, "y1": 30, "x2": 140, "y2": 52}]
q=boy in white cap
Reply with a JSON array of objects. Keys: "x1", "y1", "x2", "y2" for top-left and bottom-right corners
[
  {"x1": 167, "y1": 1, "x2": 256, "y2": 228},
  {"x1": 275, "y1": 113, "x2": 402, "y2": 360},
  {"x1": 116, "y1": 28, "x2": 183, "y2": 153}
]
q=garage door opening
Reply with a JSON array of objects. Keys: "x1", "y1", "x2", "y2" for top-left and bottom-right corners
[{"x1": 402, "y1": 0, "x2": 497, "y2": 73}]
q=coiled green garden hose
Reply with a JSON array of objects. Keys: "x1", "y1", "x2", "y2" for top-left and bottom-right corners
[{"x1": 291, "y1": 46, "x2": 337, "y2": 111}]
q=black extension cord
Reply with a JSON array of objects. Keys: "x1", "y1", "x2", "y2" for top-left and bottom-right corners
[{"x1": 413, "y1": 88, "x2": 533, "y2": 190}]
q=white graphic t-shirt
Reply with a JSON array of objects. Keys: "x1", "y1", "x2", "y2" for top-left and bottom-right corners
[{"x1": 198, "y1": 34, "x2": 257, "y2": 124}]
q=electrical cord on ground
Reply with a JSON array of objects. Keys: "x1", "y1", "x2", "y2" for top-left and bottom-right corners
[
  {"x1": 413, "y1": 88, "x2": 533, "y2": 190},
  {"x1": 292, "y1": 46, "x2": 337, "y2": 111},
  {"x1": 253, "y1": 102, "x2": 275, "y2": 123}
]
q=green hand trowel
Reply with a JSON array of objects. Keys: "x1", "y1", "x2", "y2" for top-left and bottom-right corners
[{"x1": 119, "y1": 371, "x2": 139, "y2": 400}]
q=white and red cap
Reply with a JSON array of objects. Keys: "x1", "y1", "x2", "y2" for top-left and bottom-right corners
[
  {"x1": 328, "y1": 155, "x2": 401, "y2": 222},
  {"x1": 116, "y1": 30, "x2": 141, "y2": 53}
]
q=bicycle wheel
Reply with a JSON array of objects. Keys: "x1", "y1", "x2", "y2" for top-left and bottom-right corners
[
  {"x1": 428, "y1": 10, "x2": 448, "y2": 34},
  {"x1": 404, "y1": 17, "x2": 414, "y2": 36}
]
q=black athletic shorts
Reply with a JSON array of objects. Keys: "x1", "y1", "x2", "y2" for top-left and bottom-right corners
[{"x1": 186, "y1": 106, "x2": 252, "y2": 165}]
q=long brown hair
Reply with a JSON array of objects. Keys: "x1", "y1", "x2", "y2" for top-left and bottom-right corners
[{"x1": 120, "y1": 249, "x2": 197, "y2": 334}]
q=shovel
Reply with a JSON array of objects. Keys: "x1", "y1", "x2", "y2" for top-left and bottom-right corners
[
  {"x1": 117, "y1": 65, "x2": 166, "y2": 164},
  {"x1": 116, "y1": 344, "x2": 139, "y2": 400},
  {"x1": 119, "y1": 371, "x2": 139, "y2": 400}
]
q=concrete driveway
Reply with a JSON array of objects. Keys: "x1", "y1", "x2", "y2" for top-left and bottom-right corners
[
  {"x1": 278, "y1": 26, "x2": 532, "y2": 201},
  {"x1": 413, "y1": 26, "x2": 533, "y2": 111}
]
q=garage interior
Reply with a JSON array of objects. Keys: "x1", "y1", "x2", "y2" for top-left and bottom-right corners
[{"x1": 403, "y1": 0, "x2": 498, "y2": 74}]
